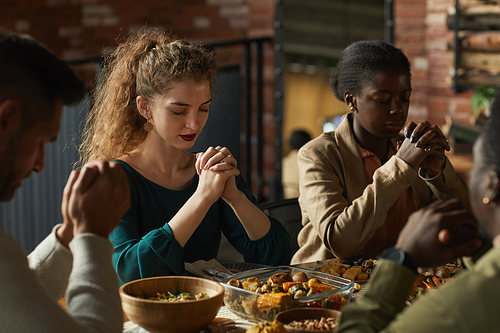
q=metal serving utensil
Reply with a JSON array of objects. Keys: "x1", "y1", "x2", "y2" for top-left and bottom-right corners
[{"x1": 201, "y1": 266, "x2": 233, "y2": 280}]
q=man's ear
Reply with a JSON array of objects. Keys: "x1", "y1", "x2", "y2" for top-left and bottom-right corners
[
  {"x1": 0, "y1": 99, "x2": 22, "y2": 143},
  {"x1": 136, "y1": 96, "x2": 150, "y2": 119},
  {"x1": 486, "y1": 169, "x2": 500, "y2": 203}
]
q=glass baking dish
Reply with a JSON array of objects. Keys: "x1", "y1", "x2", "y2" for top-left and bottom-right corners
[{"x1": 220, "y1": 265, "x2": 354, "y2": 322}]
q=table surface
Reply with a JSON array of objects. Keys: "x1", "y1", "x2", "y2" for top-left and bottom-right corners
[
  {"x1": 216, "y1": 305, "x2": 253, "y2": 323},
  {"x1": 122, "y1": 305, "x2": 255, "y2": 332},
  {"x1": 122, "y1": 280, "x2": 366, "y2": 332}
]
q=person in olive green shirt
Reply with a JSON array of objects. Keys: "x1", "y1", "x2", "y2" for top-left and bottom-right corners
[{"x1": 335, "y1": 97, "x2": 500, "y2": 332}]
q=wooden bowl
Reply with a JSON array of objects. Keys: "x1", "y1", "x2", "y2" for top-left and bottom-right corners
[
  {"x1": 275, "y1": 308, "x2": 341, "y2": 332},
  {"x1": 119, "y1": 276, "x2": 224, "y2": 333}
]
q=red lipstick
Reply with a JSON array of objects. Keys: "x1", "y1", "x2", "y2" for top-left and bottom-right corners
[{"x1": 180, "y1": 134, "x2": 196, "y2": 141}]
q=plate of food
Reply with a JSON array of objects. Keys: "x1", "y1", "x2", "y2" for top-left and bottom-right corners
[
  {"x1": 221, "y1": 266, "x2": 354, "y2": 322},
  {"x1": 296, "y1": 258, "x2": 377, "y2": 287},
  {"x1": 408, "y1": 262, "x2": 462, "y2": 302},
  {"x1": 315, "y1": 258, "x2": 376, "y2": 283},
  {"x1": 275, "y1": 308, "x2": 341, "y2": 332}
]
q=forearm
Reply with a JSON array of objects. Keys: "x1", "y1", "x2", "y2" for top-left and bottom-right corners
[
  {"x1": 420, "y1": 157, "x2": 470, "y2": 210},
  {"x1": 2, "y1": 230, "x2": 118, "y2": 333},
  {"x1": 66, "y1": 234, "x2": 122, "y2": 333},
  {"x1": 27, "y1": 225, "x2": 73, "y2": 301},
  {"x1": 168, "y1": 190, "x2": 215, "y2": 247},
  {"x1": 111, "y1": 222, "x2": 185, "y2": 283},
  {"x1": 224, "y1": 215, "x2": 293, "y2": 265},
  {"x1": 336, "y1": 259, "x2": 416, "y2": 333},
  {"x1": 224, "y1": 191, "x2": 271, "y2": 240}
]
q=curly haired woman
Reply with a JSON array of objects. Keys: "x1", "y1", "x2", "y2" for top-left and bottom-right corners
[{"x1": 78, "y1": 28, "x2": 292, "y2": 284}]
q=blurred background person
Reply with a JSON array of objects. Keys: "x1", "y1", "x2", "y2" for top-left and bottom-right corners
[{"x1": 282, "y1": 129, "x2": 311, "y2": 199}]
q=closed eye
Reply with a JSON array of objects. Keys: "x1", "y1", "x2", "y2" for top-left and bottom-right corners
[
  {"x1": 375, "y1": 99, "x2": 391, "y2": 105},
  {"x1": 171, "y1": 107, "x2": 187, "y2": 115}
]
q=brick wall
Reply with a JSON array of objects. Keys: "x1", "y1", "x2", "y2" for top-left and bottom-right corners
[
  {"x1": 1, "y1": 0, "x2": 474, "y2": 195},
  {"x1": 395, "y1": 0, "x2": 473, "y2": 127}
]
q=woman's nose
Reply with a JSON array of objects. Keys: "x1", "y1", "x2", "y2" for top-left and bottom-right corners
[
  {"x1": 185, "y1": 112, "x2": 199, "y2": 130},
  {"x1": 390, "y1": 100, "x2": 405, "y2": 116}
]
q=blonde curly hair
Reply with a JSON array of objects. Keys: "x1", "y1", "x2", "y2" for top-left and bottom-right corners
[{"x1": 77, "y1": 28, "x2": 217, "y2": 167}]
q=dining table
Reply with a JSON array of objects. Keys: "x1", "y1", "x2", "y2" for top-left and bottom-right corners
[
  {"x1": 57, "y1": 258, "x2": 366, "y2": 332},
  {"x1": 122, "y1": 258, "x2": 364, "y2": 333}
]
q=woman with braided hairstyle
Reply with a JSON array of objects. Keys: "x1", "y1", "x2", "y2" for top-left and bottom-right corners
[
  {"x1": 78, "y1": 28, "x2": 292, "y2": 284},
  {"x1": 291, "y1": 40, "x2": 469, "y2": 264}
]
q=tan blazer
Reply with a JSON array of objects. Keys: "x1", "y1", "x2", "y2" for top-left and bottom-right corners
[{"x1": 290, "y1": 114, "x2": 470, "y2": 264}]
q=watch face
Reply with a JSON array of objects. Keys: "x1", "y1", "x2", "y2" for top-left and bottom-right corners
[{"x1": 380, "y1": 248, "x2": 404, "y2": 264}]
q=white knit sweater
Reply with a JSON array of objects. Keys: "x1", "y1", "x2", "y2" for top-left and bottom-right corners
[{"x1": 0, "y1": 226, "x2": 123, "y2": 333}]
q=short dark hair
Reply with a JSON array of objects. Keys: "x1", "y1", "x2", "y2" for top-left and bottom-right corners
[
  {"x1": 0, "y1": 29, "x2": 85, "y2": 127},
  {"x1": 289, "y1": 130, "x2": 311, "y2": 150},
  {"x1": 330, "y1": 40, "x2": 411, "y2": 102}
]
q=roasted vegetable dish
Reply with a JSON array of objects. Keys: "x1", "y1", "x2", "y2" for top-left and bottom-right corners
[
  {"x1": 225, "y1": 270, "x2": 349, "y2": 321},
  {"x1": 409, "y1": 263, "x2": 461, "y2": 302},
  {"x1": 317, "y1": 258, "x2": 376, "y2": 281}
]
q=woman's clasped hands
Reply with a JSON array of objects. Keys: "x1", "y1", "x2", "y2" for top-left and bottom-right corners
[
  {"x1": 195, "y1": 146, "x2": 240, "y2": 203},
  {"x1": 396, "y1": 121, "x2": 451, "y2": 177}
]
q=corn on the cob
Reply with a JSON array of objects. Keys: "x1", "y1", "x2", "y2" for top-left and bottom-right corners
[
  {"x1": 257, "y1": 293, "x2": 293, "y2": 311},
  {"x1": 307, "y1": 281, "x2": 337, "y2": 293}
]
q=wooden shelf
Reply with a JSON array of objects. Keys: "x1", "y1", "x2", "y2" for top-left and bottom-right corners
[{"x1": 450, "y1": 0, "x2": 500, "y2": 91}]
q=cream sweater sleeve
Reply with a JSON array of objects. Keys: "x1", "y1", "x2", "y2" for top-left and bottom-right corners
[
  {"x1": 27, "y1": 225, "x2": 73, "y2": 301},
  {"x1": 0, "y1": 229, "x2": 123, "y2": 333},
  {"x1": 65, "y1": 233, "x2": 123, "y2": 332}
]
